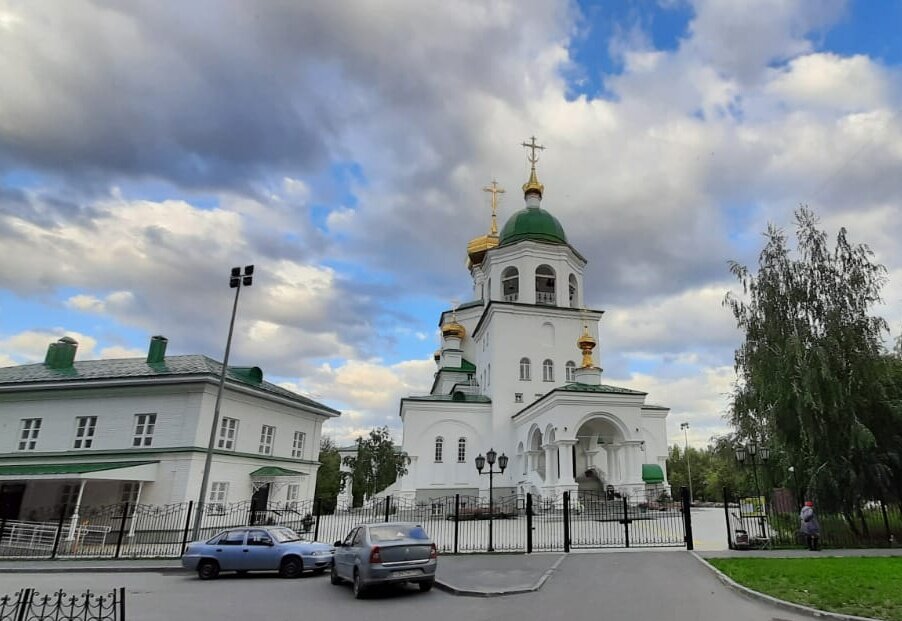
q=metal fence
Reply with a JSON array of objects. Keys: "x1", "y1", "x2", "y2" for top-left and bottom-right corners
[
  {"x1": 723, "y1": 487, "x2": 901, "y2": 549},
  {"x1": 0, "y1": 588, "x2": 124, "y2": 621},
  {"x1": 0, "y1": 487, "x2": 692, "y2": 559}
]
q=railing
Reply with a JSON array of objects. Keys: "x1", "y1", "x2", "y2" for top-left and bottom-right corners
[
  {"x1": 535, "y1": 291, "x2": 556, "y2": 305},
  {"x1": 503, "y1": 293, "x2": 519, "y2": 302},
  {"x1": 0, "y1": 588, "x2": 124, "y2": 621}
]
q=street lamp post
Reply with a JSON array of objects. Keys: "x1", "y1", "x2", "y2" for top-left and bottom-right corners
[
  {"x1": 475, "y1": 448, "x2": 508, "y2": 553},
  {"x1": 680, "y1": 422, "x2": 693, "y2": 504},
  {"x1": 735, "y1": 440, "x2": 770, "y2": 538},
  {"x1": 192, "y1": 265, "x2": 254, "y2": 540}
]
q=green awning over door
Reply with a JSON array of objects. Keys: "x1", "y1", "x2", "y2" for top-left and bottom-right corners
[{"x1": 642, "y1": 463, "x2": 665, "y2": 484}]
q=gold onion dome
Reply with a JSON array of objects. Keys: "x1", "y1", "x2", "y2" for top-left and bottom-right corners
[
  {"x1": 467, "y1": 180, "x2": 504, "y2": 268},
  {"x1": 441, "y1": 321, "x2": 466, "y2": 340},
  {"x1": 522, "y1": 165, "x2": 544, "y2": 198},
  {"x1": 577, "y1": 325, "x2": 596, "y2": 368}
]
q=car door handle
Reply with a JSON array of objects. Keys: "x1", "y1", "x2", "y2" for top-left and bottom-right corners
[
  {"x1": 243, "y1": 549, "x2": 250, "y2": 552},
  {"x1": 215, "y1": 548, "x2": 222, "y2": 552}
]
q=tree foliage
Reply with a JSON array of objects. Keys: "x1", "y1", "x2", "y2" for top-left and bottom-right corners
[
  {"x1": 343, "y1": 426, "x2": 408, "y2": 507},
  {"x1": 725, "y1": 207, "x2": 902, "y2": 510},
  {"x1": 667, "y1": 435, "x2": 747, "y2": 502},
  {"x1": 314, "y1": 436, "x2": 343, "y2": 503}
]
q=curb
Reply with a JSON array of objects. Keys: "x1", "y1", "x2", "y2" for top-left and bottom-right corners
[
  {"x1": 690, "y1": 552, "x2": 879, "y2": 621},
  {"x1": 434, "y1": 554, "x2": 566, "y2": 598}
]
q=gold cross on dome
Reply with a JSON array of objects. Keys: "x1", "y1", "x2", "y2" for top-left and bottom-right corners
[
  {"x1": 521, "y1": 135, "x2": 545, "y2": 165},
  {"x1": 482, "y1": 180, "x2": 505, "y2": 235}
]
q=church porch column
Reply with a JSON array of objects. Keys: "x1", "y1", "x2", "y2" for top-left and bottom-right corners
[
  {"x1": 542, "y1": 444, "x2": 557, "y2": 487},
  {"x1": 555, "y1": 440, "x2": 578, "y2": 487}
]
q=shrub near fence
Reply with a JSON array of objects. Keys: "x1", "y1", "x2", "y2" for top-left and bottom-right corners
[{"x1": 724, "y1": 487, "x2": 902, "y2": 549}]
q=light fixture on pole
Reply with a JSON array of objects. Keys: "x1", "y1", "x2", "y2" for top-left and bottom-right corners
[
  {"x1": 680, "y1": 422, "x2": 693, "y2": 504},
  {"x1": 192, "y1": 265, "x2": 254, "y2": 539},
  {"x1": 475, "y1": 447, "x2": 507, "y2": 552},
  {"x1": 735, "y1": 439, "x2": 769, "y2": 538}
]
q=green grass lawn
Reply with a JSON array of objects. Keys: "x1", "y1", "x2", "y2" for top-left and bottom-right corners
[{"x1": 709, "y1": 557, "x2": 902, "y2": 620}]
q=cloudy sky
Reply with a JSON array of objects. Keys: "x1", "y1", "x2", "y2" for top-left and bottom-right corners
[{"x1": 2, "y1": 0, "x2": 901, "y2": 447}]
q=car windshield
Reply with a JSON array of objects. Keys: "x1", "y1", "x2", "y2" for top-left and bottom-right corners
[
  {"x1": 270, "y1": 527, "x2": 304, "y2": 543},
  {"x1": 368, "y1": 525, "x2": 429, "y2": 542}
]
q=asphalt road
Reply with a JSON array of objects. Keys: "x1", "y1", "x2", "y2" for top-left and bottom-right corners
[{"x1": 0, "y1": 552, "x2": 809, "y2": 621}]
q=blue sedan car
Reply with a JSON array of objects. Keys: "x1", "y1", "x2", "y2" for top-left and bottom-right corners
[{"x1": 182, "y1": 526, "x2": 334, "y2": 580}]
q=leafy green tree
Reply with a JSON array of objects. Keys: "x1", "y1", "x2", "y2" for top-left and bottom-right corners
[
  {"x1": 314, "y1": 436, "x2": 343, "y2": 503},
  {"x1": 725, "y1": 207, "x2": 901, "y2": 513},
  {"x1": 343, "y1": 427, "x2": 408, "y2": 507}
]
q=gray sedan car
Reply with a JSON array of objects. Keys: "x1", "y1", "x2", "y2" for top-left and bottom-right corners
[
  {"x1": 330, "y1": 522, "x2": 437, "y2": 598},
  {"x1": 182, "y1": 526, "x2": 334, "y2": 579}
]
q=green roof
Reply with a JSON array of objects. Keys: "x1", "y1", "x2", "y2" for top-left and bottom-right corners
[
  {"x1": 0, "y1": 461, "x2": 156, "y2": 476},
  {"x1": 0, "y1": 355, "x2": 339, "y2": 415},
  {"x1": 499, "y1": 207, "x2": 567, "y2": 246},
  {"x1": 557, "y1": 383, "x2": 647, "y2": 395},
  {"x1": 403, "y1": 394, "x2": 491, "y2": 403},
  {"x1": 249, "y1": 466, "x2": 307, "y2": 477},
  {"x1": 440, "y1": 359, "x2": 476, "y2": 373},
  {"x1": 642, "y1": 463, "x2": 665, "y2": 484}
]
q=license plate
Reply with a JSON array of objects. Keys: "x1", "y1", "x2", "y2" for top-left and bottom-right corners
[{"x1": 393, "y1": 569, "x2": 422, "y2": 578}]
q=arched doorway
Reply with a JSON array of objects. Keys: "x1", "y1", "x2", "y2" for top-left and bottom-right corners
[{"x1": 574, "y1": 416, "x2": 627, "y2": 497}]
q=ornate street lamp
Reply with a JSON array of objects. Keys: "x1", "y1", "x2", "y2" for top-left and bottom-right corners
[
  {"x1": 475, "y1": 447, "x2": 507, "y2": 552},
  {"x1": 735, "y1": 439, "x2": 769, "y2": 538}
]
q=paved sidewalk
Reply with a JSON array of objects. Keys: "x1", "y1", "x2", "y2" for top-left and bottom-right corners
[
  {"x1": 701, "y1": 547, "x2": 902, "y2": 558},
  {"x1": 0, "y1": 554, "x2": 566, "y2": 597}
]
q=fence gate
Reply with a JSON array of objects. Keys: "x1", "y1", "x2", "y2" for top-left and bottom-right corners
[{"x1": 566, "y1": 487, "x2": 692, "y2": 549}]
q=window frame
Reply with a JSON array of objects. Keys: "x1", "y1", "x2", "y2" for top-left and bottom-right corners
[
  {"x1": 565, "y1": 361, "x2": 576, "y2": 382},
  {"x1": 208, "y1": 481, "x2": 229, "y2": 513},
  {"x1": 259, "y1": 424, "x2": 276, "y2": 455},
  {"x1": 457, "y1": 437, "x2": 467, "y2": 463},
  {"x1": 434, "y1": 436, "x2": 444, "y2": 463},
  {"x1": 543, "y1": 359, "x2": 554, "y2": 382},
  {"x1": 519, "y1": 357, "x2": 531, "y2": 381},
  {"x1": 73, "y1": 416, "x2": 98, "y2": 449},
  {"x1": 132, "y1": 413, "x2": 156, "y2": 447},
  {"x1": 217, "y1": 417, "x2": 239, "y2": 450},
  {"x1": 291, "y1": 431, "x2": 306, "y2": 459},
  {"x1": 18, "y1": 418, "x2": 42, "y2": 451}
]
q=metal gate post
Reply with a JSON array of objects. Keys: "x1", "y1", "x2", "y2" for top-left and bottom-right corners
[
  {"x1": 115, "y1": 502, "x2": 130, "y2": 559},
  {"x1": 453, "y1": 494, "x2": 460, "y2": 554},
  {"x1": 681, "y1": 486, "x2": 694, "y2": 550},
  {"x1": 526, "y1": 493, "x2": 533, "y2": 554},
  {"x1": 118, "y1": 586, "x2": 126, "y2": 621},
  {"x1": 50, "y1": 505, "x2": 67, "y2": 559},
  {"x1": 622, "y1": 496, "x2": 630, "y2": 548},
  {"x1": 181, "y1": 502, "x2": 194, "y2": 554},
  {"x1": 313, "y1": 498, "x2": 321, "y2": 542},
  {"x1": 723, "y1": 487, "x2": 733, "y2": 550},
  {"x1": 384, "y1": 496, "x2": 391, "y2": 523},
  {"x1": 15, "y1": 587, "x2": 33, "y2": 621},
  {"x1": 562, "y1": 491, "x2": 571, "y2": 553}
]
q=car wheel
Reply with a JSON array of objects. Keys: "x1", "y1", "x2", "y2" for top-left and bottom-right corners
[
  {"x1": 353, "y1": 570, "x2": 367, "y2": 599},
  {"x1": 330, "y1": 564, "x2": 342, "y2": 585},
  {"x1": 197, "y1": 560, "x2": 220, "y2": 580},
  {"x1": 418, "y1": 580, "x2": 434, "y2": 593},
  {"x1": 279, "y1": 556, "x2": 303, "y2": 579}
]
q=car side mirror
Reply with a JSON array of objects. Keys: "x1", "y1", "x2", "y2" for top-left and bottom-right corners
[{"x1": 333, "y1": 541, "x2": 343, "y2": 547}]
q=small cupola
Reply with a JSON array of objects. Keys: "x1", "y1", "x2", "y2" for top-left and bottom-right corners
[{"x1": 574, "y1": 324, "x2": 602, "y2": 385}]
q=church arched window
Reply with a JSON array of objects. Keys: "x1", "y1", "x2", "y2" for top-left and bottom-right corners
[
  {"x1": 519, "y1": 357, "x2": 531, "y2": 381},
  {"x1": 434, "y1": 437, "x2": 444, "y2": 462},
  {"x1": 569, "y1": 274, "x2": 578, "y2": 307},
  {"x1": 543, "y1": 359, "x2": 554, "y2": 382},
  {"x1": 457, "y1": 437, "x2": 466, "y2": 462},
  {"x1": 536, "y1": 265, "x2": 556, "y2": 306},
  {"x1": 502, "y1": 267, "x2": 519, "y2": 302},
  {"x1": 565, "y1": 361, "x2": 576, "y2": 382}
]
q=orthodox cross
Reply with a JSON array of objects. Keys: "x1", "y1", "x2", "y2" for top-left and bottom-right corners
[
  {"x1": 482, "y1": 179, "x2": 505, "y2": 235},
  {"x1": 521, "y1": 135, "x2": 545, "y2": 165}
]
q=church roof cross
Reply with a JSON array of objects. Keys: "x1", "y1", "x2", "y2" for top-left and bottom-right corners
[
  {"x1": 521, "y1": 135, "x2": 545, "y2": 165},
  {"x1": 482, "y1": 179, "x2": 505, "y2": 236}
]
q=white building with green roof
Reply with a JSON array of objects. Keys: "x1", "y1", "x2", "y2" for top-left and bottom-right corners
[
  {"x1": 0, "y1": 335, "x2": 339, "y2": 521},
  {"x1": 395, "y1": 142, "x2": 670, "y2": 503}
]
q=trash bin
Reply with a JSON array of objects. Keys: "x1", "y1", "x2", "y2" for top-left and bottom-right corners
[{"x1": 734, "y1": 529, "x2": 750, "y2": 550}]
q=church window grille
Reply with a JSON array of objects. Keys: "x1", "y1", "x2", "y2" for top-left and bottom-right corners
[
  {"x1": 457, "y1": 438, "x2": 466, "y2": 462},
  {"x1": 535, "y1": 265, "x2": 556, "y2": 306},
  {"x1": 569, "y1": 274, "x2": 578, "y2": 307},
  {"x1": 515, "y1": 393, "x2": 523, "y2": 403},
  {"x1": 565, "y1": 361, "x2": 576, "y2": 382},
  {"x1": 434, "y1": 437, "x2": 444, "y2": 462},
  {"x1": 543, "y1": 359, "x2": 554, "y2": 382},
  {"x1": 519, "y1": 358, "x2": 531, "y2": 381},
  {"x1": 502, "y1": 267, "x2": 519, "y2": 302}
]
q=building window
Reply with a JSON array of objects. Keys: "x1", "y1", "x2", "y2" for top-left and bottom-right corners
[
  {"x1": 569, "y1": 274, "x2": 578, "y2": 307},
  {"x1": 208, "y1": 482, "x2": 229, "y2": 512},
  {"x1": 535, "y1": 264, "x2": 556, "y2": 306},
  {"x1": 519, "y1": 357, "x2": 531, "y2": 381},
  {"x1": 259, "y1": 425, "x2": 275, "y2": 455},
  {"x1": 535, "y1": 393, "x2": 543, "y2": 400},
  {"x1": 515, "y1": 393, "x2": 523, "y2": 403},
  {"x1": 292, "y1": 431, "x2": 306, "y2": 458},
  {"x1": 286, "y1": 484, "x2": 300, "y2": 502},
  {"x1": 120, "y1": 482, "x2": 140, "y2": 505},
  {"x1": 434, "y1": 437, "x2": 444, "y2": 462},
  {"x1": 73, "y1": 416, "x2": 97, "y2": 449},
  {"x1": 18, "y1": 418, "x2": 42, "y2": 451},
  {"x1": 133, "y1": 413, "x2": 156, "y2": 447},
  {"x1": 565, "y1": 361, "x2": 576, "y2": 382},
  {"x1": 457, "y1": 437, "x2": 467, "y2": 462},
  {"x1": 60, "y1": 483, "x2": 80, "y2": 508},
  {"x1": 543, "y1": 359, "x2": 554, "y2": 382},
  {"x1": 502, "y1": 266, "x2": 519, "y2": 302},
  {"x1": 218, "y1": 417, "x2": 238, "y2": 450}
]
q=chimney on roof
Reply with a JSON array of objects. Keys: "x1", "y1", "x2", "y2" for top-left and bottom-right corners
[
  {"x1": 44, "y1": 336, "x2": 78, "y2": 369},
  {"x1": 146, "y1": 335, "x2": 168, "y2": 364}
]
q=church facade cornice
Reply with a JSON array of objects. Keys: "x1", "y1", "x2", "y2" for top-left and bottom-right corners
[{"x1": 471, "y1": 301, "x2": 604, "y2": 341}]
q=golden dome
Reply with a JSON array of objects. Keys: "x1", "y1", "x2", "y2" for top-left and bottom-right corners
[
  {"x1": 467, "y1": 233, "x2": 499, "y2": 267},
  {"x1": 522, "y1": 165, "x2": 544, "y2": 198},
  {"x1": 441, "y1": 321, "x2": 466, "y2": 340},
  {"x1": 577, "y1": 324, "x2": 596, "y2": 368}
]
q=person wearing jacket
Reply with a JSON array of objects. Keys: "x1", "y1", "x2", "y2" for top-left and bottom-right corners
[{"x1": 800, "y1": 501, "x2": 820, "y2": 551}]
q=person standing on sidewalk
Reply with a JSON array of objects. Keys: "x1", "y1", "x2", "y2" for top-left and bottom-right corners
[{"x1": 800, "y1": 501, "x2": 820, "y2": 551}]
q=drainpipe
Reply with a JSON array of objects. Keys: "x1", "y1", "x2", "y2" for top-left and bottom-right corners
[{"x1": 66, "y1": 480, "x2": 86, "y2": 541}]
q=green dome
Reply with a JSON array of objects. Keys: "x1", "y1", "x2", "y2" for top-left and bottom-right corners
[{"x1": 499, "y1": 207, "x2": 568, "y2": 246}]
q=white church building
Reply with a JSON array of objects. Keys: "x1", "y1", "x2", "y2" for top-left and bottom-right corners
[{"x1": 394, "y1": 140, "x2": 670, "y2": 504}]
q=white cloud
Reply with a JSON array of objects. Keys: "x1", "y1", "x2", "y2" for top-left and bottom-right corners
[{"x1": 0, "y1": 329, "x2": 98, "y2": 364}]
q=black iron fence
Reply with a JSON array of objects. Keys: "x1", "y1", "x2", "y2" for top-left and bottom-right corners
[
  {"x1": 0, "y1": 588, "x2": 124, "y2": 621},
  {"x1": 723, "y1": 487, "x2": 901, "y2": 549},
  {"x1": 0, "y1": 487, "x2": 691, "y2": 559}
]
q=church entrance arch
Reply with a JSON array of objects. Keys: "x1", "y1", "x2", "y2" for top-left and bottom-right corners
[{"x1": 573, "y1": 415, "x2": 627, "y2": 497}]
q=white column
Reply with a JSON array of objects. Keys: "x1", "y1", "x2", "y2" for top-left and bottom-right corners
[
  {"x1": 66, "y1": 480, "x2": 87, "y2": 541},
  {"x1": 556, "y1": 440, "x2": 577, "y2": 486},
  {"x1": 543, "y1": 444, "x2": 557, "y2": 485},
  {"x1": 128, "y1": 481, "x2": 144, "y2": 537}
]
